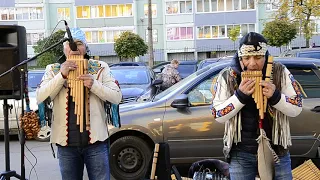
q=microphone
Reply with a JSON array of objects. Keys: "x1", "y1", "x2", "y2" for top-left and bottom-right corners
[{"x1": 64, "y1": 20, "x2": 77, "y2": 51}]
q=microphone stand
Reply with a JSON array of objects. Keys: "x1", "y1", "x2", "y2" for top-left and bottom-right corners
[{"x1": 0, "y1": 37, "x2": 69, "y2": 180}]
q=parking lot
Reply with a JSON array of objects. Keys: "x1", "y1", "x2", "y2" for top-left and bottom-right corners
[{"x1": 0, "y1": 136, "x2": 112, "y2": 180}]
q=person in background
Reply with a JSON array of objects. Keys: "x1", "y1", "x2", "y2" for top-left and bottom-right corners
[
  {"x1": 160, "y1": 59, "x2": 181, "y2": 90},
  {"x1": 36, "y1": 28, "x2": 122, "y2": 180}
]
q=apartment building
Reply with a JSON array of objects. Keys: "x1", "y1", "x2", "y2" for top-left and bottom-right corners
[
  {"x1": 1, "y1": 0, "x2": 320, "y2": 64},
  {"x1": 258, "y1": 0, "x2": 320, "y2": 54}
]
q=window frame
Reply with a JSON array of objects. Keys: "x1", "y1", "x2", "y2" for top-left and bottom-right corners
[
  {"x1": 166, "y1": 0, "x2": 193, "y2": 15},
  {"x1": 166, "y1": 26, "x2": 194, "y2": 41},
  {"x1": 76, "y1": 4, "x2": 133, "y2": 19},
  {"x1": 196, "y1": 23, "x2": 254, "y2": 39},
  {"x1": 57, "y1": 7, "x2": 71, "y2": 21},
  {"x1": 196, "y1": 0, "x2": 255, "y2": 13}
]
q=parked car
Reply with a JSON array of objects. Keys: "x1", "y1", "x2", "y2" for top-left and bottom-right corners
[
  {"x1": 197, "y1": 57, "x2": 233, "y2": 70},
  {"x1": 108, "y1": 57, "x2": 320, "y2": 180},
  {"x1": 153, "y1": 60, "x2": 198, "y2": 79},
  {"x1": 0, "y1": 69, "x2": 51, "y2": 141},
  {"x1": 280, "y1": 47, "x2": 320, "y2": 59},
  {"x1": 110, "y1": 66, "x2": 162, "y2": 104},
  {"x1": 109, "y1": 62, "x2": 147, "y2": 67}
]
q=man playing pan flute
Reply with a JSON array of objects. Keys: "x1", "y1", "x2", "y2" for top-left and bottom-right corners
[
  {"x1": 36, "y1": 28, "x2": 122, "y2": 180},
  {"x1": 211, "y1": 32, "x2": 302, "y2": 180}
]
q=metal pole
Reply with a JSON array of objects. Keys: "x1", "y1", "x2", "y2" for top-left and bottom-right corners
[{"x1": 148, "y1": 0, "x2": 154, "y2": 67}]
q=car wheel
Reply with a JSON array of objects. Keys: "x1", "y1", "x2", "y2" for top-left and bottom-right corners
[
  {"x1": 35, "y1": 122, "x2": 51, "y2": 142},
  {"x1": 110, "y1": 136, "x2": 152, "y2": 180}
]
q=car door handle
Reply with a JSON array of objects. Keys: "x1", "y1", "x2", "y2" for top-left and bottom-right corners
[{"x1": 311, "y1": 106, "x2": 320, "y2": 113}]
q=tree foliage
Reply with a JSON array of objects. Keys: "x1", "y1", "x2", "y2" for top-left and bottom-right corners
[
  {"x1": 114, "y1": 31, "x2": 148, "y2": 61},
  {"x1": 33, "y1": 30, "x2": 66, "y2": 67},
  {"x1": 275, "y1": 0, "x2": 320, "y2": 47},
  {"x1": 228, "y1": 26, "x2": 240, "y2": 50},
  {"x1": 228, "y1": 26, "x2": 241, "y2": 42},
  {"x1": 262, "y1": 19, "x2": 297, "y2": 47}
]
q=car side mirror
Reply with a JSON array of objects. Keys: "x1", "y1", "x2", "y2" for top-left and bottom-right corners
[
  {"x1": 152, "y1": 79, "x2": 163, "y2": 86},
  {"x1": 153, "y1": 69, "x2": 161, "y2": 73},
  {"x1": 171, "y1": 94, "x2": 189, "y2": 109}
]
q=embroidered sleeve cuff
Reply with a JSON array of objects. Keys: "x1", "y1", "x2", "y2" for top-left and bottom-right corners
[
  {"x1": 268, "y1": 89, "x2": 281, "y2": 105},
  {"x1": 235, "y1": 89, "x2": 251, "y2": 104}
]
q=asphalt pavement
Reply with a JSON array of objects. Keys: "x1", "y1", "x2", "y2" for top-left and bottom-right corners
[{"x1": 0, "y1": 136, "x2": 116, "y2": 180}]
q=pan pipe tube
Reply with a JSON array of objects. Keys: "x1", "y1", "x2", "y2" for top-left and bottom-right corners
[
  {"x1": 264, "y1": 56, "x2": 274, "y2": 112},
  {"x1": 66, "y1": 55, "x2": 90, "y2": 132},
  {"x1": 241, "y1": 71, "x2": 264, "y2": 120}
]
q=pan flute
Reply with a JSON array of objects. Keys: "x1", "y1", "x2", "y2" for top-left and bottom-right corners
[
  {"x1": 241, "y1": 56, "x2": 274, "y2": 120},
  {"x1": 66, "y1": 55, "x2": 90, "y2": 132}
]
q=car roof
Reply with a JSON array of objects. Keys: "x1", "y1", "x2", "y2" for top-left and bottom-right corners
[
  {"x1": 110, "y1": 66, "x2": 149, "y2": 70},
  {"x1": 109, "y1": 62, "x2": 147, "y2": 67},
  {"x1": 206, "y1": 57, "x2": 319, "y2": 70},
  {"x1": 291, "y1": 48, "x2": 320, "y2": 52},
  {"x1": 28, "y1": 69, "x2": 45, "y2": 73}
]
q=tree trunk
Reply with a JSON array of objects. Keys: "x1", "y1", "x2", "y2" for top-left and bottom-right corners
[
  {"x1": 305, "y1": 12, "x2": 311, "y2": 48},
  {"x1": 148, "y1": 0, "x2": 154, "y2": 67}
]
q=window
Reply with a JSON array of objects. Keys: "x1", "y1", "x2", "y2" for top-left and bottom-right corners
[
  {"x1": 144, "y1": 4, "x2": 157, "y2": 18},
  {"x1": 85, "y1": 30, "x2": 132, "y2": 43},
  {"x1": 197, "y1": 24, "x2": 253, "y2": 39},
  {"x1": 26, "y1": 33, "x2": 44, "y2": 45},
  {"x1": 30, "y1": 7, "x2": 43, "y2": 19},
  {"x1": 226, "y1": 0, "x2": 233, "y2": 11},
  {"x1": 0, "y1": 8, "x2": 15, "y2": 20},
  {"x1": 77, "y1": 6, "x2": 90, "y2": 18},
  {"x1": 197, "y1": 0, "x2": 254, "y2": 12},
  {"x1": 289, "y1": 68, "x2": 320, "y2": 98},
  {"x1": 234, "y1": 0, "x2": 240, "y2": 10},
  {"x1": 197, "y1": 26, "x2": 211, "y2": 38},
  {"x1": 266, "y1": 0, "x2": 279, "y2": 11},
  {"x1": 167, "y1": 27, "x2": 193, "y2": 40},
  {"x1": 166, "y1": 1, "x2": 179, "y2": 14},
  {"x1": 166, "y1": 1, "x2": 192, "y2": 14},
  {"x1": 105, "y1": 4, "x2": 132, "y2": 17},
  {"x1": 180, "y1": 0, "x2": 192, "y2": 13},
  {"x1": 218, "y1": 0, "x2": 224, "y2": 11},
  {"x1": 188, "y1": 74, "x2": 218, "y2": 105},
  {"x1": 91, "y1": 6, "x2": 104, "y2": 18},
  {"x1": 145, "y1": 29, "x2": 158, "y2": 43},
  {"x1": 57, "y1": 8, "x2": 70, "y2": 21}
]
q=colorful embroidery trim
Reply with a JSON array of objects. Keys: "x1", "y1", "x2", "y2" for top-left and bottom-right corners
[
  {"x1": 286, "y1": 74, "x2": 302, "y2": 107},
  {"x1": 216, "y1": 103, "x2": 235, "y2": 118},
  {"x1": 88, "y1": 60, "x2": 101, "y2": 75},
  {"x1": 51, "y1": 63, "x2": 61, "y2": 75}
]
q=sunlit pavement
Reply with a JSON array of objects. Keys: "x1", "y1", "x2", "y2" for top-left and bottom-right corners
[{"x1": 0, "y1": 136, "x2": 116, "y2": 180}]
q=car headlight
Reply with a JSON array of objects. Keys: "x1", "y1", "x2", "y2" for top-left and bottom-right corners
[{"x1": 137, "y1": 90, "x2": 152, "y2": 102}]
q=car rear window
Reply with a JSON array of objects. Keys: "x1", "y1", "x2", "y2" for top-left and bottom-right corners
[
  {"x1": 177, "y1": 64, "x2": 197, "y2": 78},
  {"x1": 298, "y1": 52, "x2": 320, "y2": 59},
  {"x1": 28, "y1": 72, "x2": 44, "y2": 90}
]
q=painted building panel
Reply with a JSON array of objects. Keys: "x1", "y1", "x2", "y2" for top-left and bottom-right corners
[
  {"x1": 196, "y1": 39, "x2": 240, "y2": 52},
  {"x1": 15, "y1": 0, "x2": 43, "y2": 3},
  {"x1": 166, "y1": 40, "x2": 194, "y2": 52},
  {"x1": 76, "y1": 17, "x2": 134, "y2": 28},
  {"x1": 88, "y1": 43, "x2": 116, "y2": 56},
  {"x1": 165, "y1": 14, "x2": 193, "y2": 24},
  {"x1": 0, "y1": 21, "x2": 18, "y2": 25},
  {"x1": 0, "y1": 0, "x2": 15, "y2": 7},
  {"x1": 135, "y1": 0, "x2": 164, "y2": 49},
  {"x1": 18, "y1": 20, "x2": 45, "y2": 30},
  {"x1": 75, "y1": 0, "x2": 133, "y2": 6},
  {"x1": 195, "y1": 11, "x2": 256, "y2": 26},
  {"x1": 47, "y1": 3, "x2": 74, "y2": 32}
]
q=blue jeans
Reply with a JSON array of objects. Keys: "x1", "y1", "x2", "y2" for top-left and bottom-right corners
[
  {"x1": 57, "y1": 142, "x2": 110, "y2": 180},
  {"x1": 229, "y1": 150, "x2": 292, "y2": 180}
]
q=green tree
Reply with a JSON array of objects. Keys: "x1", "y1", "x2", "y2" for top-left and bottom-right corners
[
  {"x1": 262, "y1": 19, "x2": 297, "y2": 51},
  {"x1": 33, "y1": 30, "x2": 66, "y2": 68},
  {"x1": 228, "y1": 26, "x2": 241, "y2": 50},
  {"x1": 275, "y1": 0, "x2": 320, "y2": 47},
  {"x1": 114, "y1": 31, "x2": 148, "y2": 62}
]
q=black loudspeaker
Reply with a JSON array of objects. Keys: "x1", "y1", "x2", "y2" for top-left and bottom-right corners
[{"x1": 0, "y1": 25, "x2": 27, "y2": 99}]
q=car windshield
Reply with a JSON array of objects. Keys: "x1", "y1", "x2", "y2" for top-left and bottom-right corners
[
  {"x1": 28, "y1": 71, "x2": 44, "y2": 91},
  {"x1": 111, "y1": 69, "x2": 149, "y2": 85},
  {"x1": 177, "y1": 64, "x2": 197, "y2": 78},
  {"x1": 298, "y1": 52, "x2": 320, "y2": 59}
]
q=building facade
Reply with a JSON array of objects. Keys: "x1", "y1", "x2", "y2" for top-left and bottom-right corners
[{"x1": 0, "y1": 0, "x2": 320, "y2": 64}]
